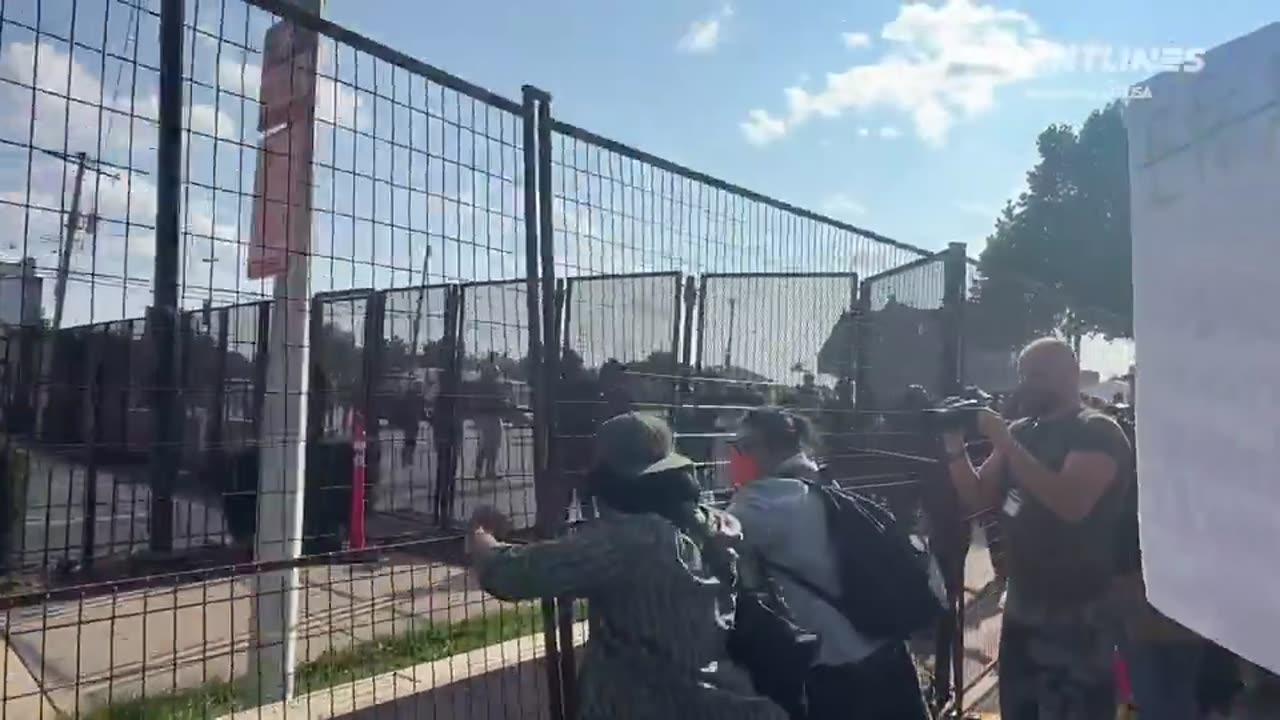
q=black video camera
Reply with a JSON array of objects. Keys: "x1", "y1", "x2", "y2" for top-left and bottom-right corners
[{"x1": 919, "y1": 387, "x2": 993, "y2": 435}]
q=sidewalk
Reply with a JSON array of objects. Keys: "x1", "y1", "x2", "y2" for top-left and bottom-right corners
[
  {"x1": 2, "y1": 638, "x2": 58, "y2": 718},
  {"x1": 2, "y1": 559, "x2": 506, "y2": 717},
  {"x1": 224, "y1": 623, "x2": 588, "y2": 720}
]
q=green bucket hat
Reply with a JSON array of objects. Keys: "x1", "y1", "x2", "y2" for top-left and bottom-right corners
[{"x1": 594, "y1": 412, "x2": 693, "y2": 479}]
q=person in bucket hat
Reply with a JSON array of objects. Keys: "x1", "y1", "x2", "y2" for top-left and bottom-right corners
[{"x1": 469, "y1": 412, "x2": 785, "y2": 720}]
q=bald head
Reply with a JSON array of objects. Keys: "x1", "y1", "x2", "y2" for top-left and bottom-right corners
[
  {"x1": 1015, "y1": 337, "x2": 1081, "y2": 417},
  {"x1": 1020, "y1": 337, "x2": 1078, "y2": 371}
]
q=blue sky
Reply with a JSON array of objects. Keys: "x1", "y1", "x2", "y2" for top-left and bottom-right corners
[
  {"x1": 321, "y1": 0, "x2": 1276, "y2": 377},
  {"x1": 326, "y1": 0, "x2": 1275, "y2": 257},
  {"x1": 3, "y1": 0, "x2": 1272, "y2": 379}
]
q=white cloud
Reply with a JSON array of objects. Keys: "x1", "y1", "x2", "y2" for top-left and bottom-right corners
[
  {"x1": 0, "y1": 41, "x2": 236, "y2": 145},
  {"x1": 678, "y1": 4, "x2": 734, "y2": 54},
  {"x1": 857, "y1": 127, "x2": 870, "y2": 137},
  {"x1": 821, "y1": 193, "x2": 867, "y2": 219},
  {"x1": 879, "y1": 125, "x2": 903, "y2": 138},
  {"x1": 843, "y1": 32, "x2": 872, "y2": 49},
  {"x1": 741, "y1": 0, "x2": 1065, "y2": 146},
  {"x1": 219, "y1": 57, "x2": 363, "y2": 129},
  {"x1": 741, "y1": 109, "x2": 787, "y2": 146}
]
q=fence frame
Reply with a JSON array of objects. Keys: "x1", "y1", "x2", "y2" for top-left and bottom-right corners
[
  {"x1": 562, "y1": 270, "x2": 685, "y2": 370},
  {"x1": 695, "y1": 270, "x2": 860, "y2": 375},
  {"x1": 0, "y1": 0, "x2": 1014, "y2": 713}
]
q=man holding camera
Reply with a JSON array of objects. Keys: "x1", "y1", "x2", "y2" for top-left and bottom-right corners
[{"x1": 942, "y1": 338, "x2": 1132, "y2": 719}]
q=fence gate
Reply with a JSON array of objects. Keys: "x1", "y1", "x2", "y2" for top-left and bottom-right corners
[
  {"x1": 453, "y1": 280, "x2": 538, "y2": 531},
  {"x1": 372, "y1": 284, "x2": 456, "y2": 530},
  {"x1": 692, "y1": 272, "x2": 859, "y2": 490},
  {"x1": 853, "y1": 244, "x2": 968, "y2": 713}
]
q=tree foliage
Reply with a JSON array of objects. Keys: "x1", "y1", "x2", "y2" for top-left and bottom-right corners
[{"x1": 971, "y1": 101, "x2": 1133, "y2": 351}]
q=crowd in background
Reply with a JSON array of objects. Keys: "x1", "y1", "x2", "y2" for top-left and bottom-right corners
[{"x1": 456, "y1": 339, "x2": 1270, "y2": 720}]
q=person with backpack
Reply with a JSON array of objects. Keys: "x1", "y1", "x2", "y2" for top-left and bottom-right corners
[
  {"x1": 468, "y1": 412, "x2": 788, "y2": 720},
  {"x1": 727, "y1": 407, "x2": 930, "y2": 720}
]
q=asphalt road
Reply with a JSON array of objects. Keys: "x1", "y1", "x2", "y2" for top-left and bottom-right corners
[{"x1": 9, "y1": 419, "x2": 540, "y2": 570}]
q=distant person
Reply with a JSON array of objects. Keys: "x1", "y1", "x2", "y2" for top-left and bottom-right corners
[
  {"x1": 943, "y1": 338, "x2": 1131, "y2": 719},
  {"x1": 468, "y1": 413, "x2": 787, "y2": 720},
  {"x1": 728, "y1": 408, "x2": 928, "y2": 720},
  {"x1": 396, "y1": 380, "x2": 426, "y2": 467},
  {"x1": 818, "y1": 376, "x2": 857, "y2": 460},
  {"x1": 471, "y1": 362, "x2": 509, "y2": 482},
  {"x1": 431, "y1": 341, "x2": 464, "y2": 526},
  {"x1": 1107, "y1": 394, "x2": 1205, "y2": 720}
]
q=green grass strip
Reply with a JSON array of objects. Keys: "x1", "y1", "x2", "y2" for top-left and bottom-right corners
[{"x1": 83, "y1": 605, "x2": 546, "y2": 720}]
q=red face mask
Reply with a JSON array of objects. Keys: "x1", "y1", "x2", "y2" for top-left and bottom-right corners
[{"x1": 729, "y1": 445, "x2": 761, "y2": 489}]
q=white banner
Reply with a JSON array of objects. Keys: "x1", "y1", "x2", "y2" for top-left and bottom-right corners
[{"x1": 1126, "y1": 22, "x2": 1280, "y2": 674}]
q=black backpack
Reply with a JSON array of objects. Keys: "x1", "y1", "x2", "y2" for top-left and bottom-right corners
[
  {"x1": 727, "y1": 573, "x2": 820, "y2": 719},
  {"x1": 772, "y1": 481, "x2": 943, "y2": 639},
  {"x1": 680, "y1": 510, "x2": 818, "y2": 719}
]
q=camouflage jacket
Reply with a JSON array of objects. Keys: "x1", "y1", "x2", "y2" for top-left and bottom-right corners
[{"x1": 476, "y1": 509, "x2": 787, "y2": 720}]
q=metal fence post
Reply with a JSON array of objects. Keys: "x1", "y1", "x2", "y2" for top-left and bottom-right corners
[
  {"x1": 532, "y1": 89, "x2": 582, "y2": 720},
  {"x1": 148, "y1": 0, "x2": 186, "y2": 554},
  {"x1": 211, "y1": 308, "x2": 230, "y2": 454},
  {"x1": 361, "y1": 292, "x2": 385, "y2": 501},
  {"x1": 941, "y1": 240, "x2": 968, "y2": 715},
  {"x1": 520, "y1": 83, "x2": 566, "y2": 720},
  {"x1": 941, "y1": 242, "x2": 967, "y2": 397},
  {"x1": 82, "y1": 330, "x2": 105, "y2": 569},
  {"x1": 680, "y1": 276, "x2": 697, "y2": 370},
  {"x1": 853, "y1": 278, "x2": 873, "y2": 419}
]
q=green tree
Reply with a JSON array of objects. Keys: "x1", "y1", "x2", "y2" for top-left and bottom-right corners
[{"x1": 972, "y1": 101, "x2": 1133, "y2": 351}]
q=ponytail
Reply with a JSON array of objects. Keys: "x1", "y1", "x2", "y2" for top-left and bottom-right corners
[{"x1": 741, "y1": 407, "x2": 818, "y2": 456}]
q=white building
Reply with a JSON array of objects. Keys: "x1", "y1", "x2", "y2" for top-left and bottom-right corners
[{"x1": 0, "y1": 257, "x2": 43, "y2": 326}]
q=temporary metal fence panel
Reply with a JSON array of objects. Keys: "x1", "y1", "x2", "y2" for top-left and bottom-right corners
[
  {"x1": 452, "y1": 279, "x2": 537, "y2": 532},
  {"x1": 857, "y1": 253, "x2": 951, "y2": 409},
  {"x1": 689, "y1": 272, "x2": 859, "y2": 491},
  {"x1": 225, "y1": 300, "x2": 272, "y2": 451},
  {"x1": 543, "y1": 117, "x2": 943, "y2": 713},
  {"x1": 562, "y1": 271, "x2": 683, "y2": 371},
  {"x1": 371, "y1": 283, "x2": 455, "y2": 527},
  {"x1": 0, "y1": 0, "x2": 1008, "y2": 715}
]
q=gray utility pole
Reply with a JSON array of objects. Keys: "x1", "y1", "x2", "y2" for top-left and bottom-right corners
[
  {"x1": 51, "y1": 152, "x2": 88, "y2": 332},
  {"x1": 34, "y1": 149, "x2": 122, "y2": 438}
]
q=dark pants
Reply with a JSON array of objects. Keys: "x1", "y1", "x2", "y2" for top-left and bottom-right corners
[
  {"x1": 999, "y1": 615, "x2": 1116, "y2": 720},
  {"x1": 1122, "y1": 638, "x2": 1202, "y2": 720},
  {"x1": 806, "y1": 643, "x2": 928, "y2": 720}
]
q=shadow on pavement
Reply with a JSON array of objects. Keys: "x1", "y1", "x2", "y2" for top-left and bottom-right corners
[{"x1": 338, "y1": 656, "x2": 554, "y2": 720}]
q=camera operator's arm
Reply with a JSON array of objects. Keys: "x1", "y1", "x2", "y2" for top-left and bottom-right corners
[
  {"x1": 978, "y1": 411, "x2": 1126, "y2": 523},
  {"x1": 941, "y1": 430, "x2": 1005, "y2": 513}
]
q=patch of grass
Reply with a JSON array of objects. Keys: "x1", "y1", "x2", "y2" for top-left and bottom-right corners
[
  {"x1": 295, "y1": 604, "x2": 543, "y2": 693},
  {"x1": 80, "y1": 680, "x2": 245, "y2": 720},
  {"x1": 83, "y1": 605, "x2": 546, "y2": 719}
]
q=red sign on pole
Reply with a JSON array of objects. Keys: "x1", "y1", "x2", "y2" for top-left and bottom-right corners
[{"x1": 247, "y1": 21, "x2": 318, "y2": 280}]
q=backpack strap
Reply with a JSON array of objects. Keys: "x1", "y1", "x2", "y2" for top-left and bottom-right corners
[{"x1": 762, "y1": 558, "x2": 845, "y2": 616}]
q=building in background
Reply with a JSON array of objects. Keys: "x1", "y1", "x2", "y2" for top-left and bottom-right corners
[
  {"x1": 0, "y1": 257, "x2": 43, "y2": 327},
  {"x1": 0, "y1": 257, "x2": 43, "y2": 432}
]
